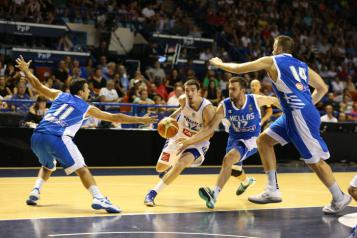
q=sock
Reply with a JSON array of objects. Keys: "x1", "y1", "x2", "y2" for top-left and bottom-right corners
[
  {"x1": 213, "y1": 186, "x2": 221, "y2": 200},
  {"x1": 153, "y1": 180, "x2": 167, "y2": 193},
  {"x1": 328, "y1": 182, "x2": 344, "y2": 202},
  {"x1": 88, "y1": 185, "x2": 104, "y2": 199},
  {"x1": 266, "y1": 170, "x2": 279, "y2": 191},
  {"x1": 34, "y1": 178, "x2": 45, "y2": 191}
]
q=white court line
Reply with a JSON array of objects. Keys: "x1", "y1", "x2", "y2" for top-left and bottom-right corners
[
  {"x1": 48, "y1": 231, "x2": 259, "y2": 238},
  {"x1": 0, "y1": 205, "x2": 323, "y2": 221}
]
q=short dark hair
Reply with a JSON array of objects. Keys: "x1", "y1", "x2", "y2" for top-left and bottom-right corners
[
  {"x1": 184, "y1": 79, "x2": 200, "y2": 90},
  {"x1": 70, "y1": 79, "x2": 86, "y2": 95},
  {"x1": 275, "y1": 35, "x2": 295, "y2": 54},
  {"x1": 229, "y1": 77, "x2": 248, "y2": 89}
]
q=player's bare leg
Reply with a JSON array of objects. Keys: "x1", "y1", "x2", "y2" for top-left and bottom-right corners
[
  {"x1": 76, "y1": 167, "x2": 121, "y2": 213},
  {"x1": 248, "y1": 132, "x2": 282, "y2": 204},
  {"x1": 156, "y1": 162, "x2": 172, "y2": 179},
  {"x1": 198, "y1": 149, "x2": 240, "y2": 209},
  {"x1": 144, "y1": 153, "x2": 195, "y2": 207},
  {"x1": 308, "y1": 160, "x2": 351, "y2": 214},
  {"x1": 26, "y1": 166, "x2": 54, "y2": 205}
]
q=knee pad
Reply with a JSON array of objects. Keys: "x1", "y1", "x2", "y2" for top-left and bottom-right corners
[{"x1": 231, "y1": 168, "x2": 243, "y2": 177}]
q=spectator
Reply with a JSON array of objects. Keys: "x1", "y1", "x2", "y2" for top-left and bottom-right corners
[
  {"x1": 204, "y1": 79, "x2": 221, "y2": 106},
  {"x1": 146, "y1": 61, "x2": 166, "y2": 82},
  {"x1": 331, "y1": 77, "x2": 345, "y2": 95},
  {"x1": 99, "y1": 80, "x2": 120, "y2": 103},
  {"x1": 52, "y1": 60, "x2": 69, "y2": 89},
  {"x1": 0, "y1": 76, "x2": 12, "y2": 98},
  {"x1": 11, "y1": 82, "x2": 30, "y2": 112},
  {"x1": 118, "y1": 64, "x2": 129, "y2": 92},
  {"x1": 89, "y1": 68, "x2": 106, "y2": 95},
  {"x1": 349, "y1": 103, "x2": 357, "y2": 121},
  {"x1": 338, "y1": 112, "x2": 347, "y2": 123},
  {"x1": 133, "y1": 89, "x2": 154, "y2": 115},
  {"x1": 321, "y1": 105, "x2": 338, "y2": 123},
  {"x1": 203, "y1": 70, "x2": 219, "y2": 89},
  {"x1": 250, "y1": 79, "x2": 273, "y2": 126},
  {"x1": 167, "y1": 85, "x2": 184, "y2": 107},
  {"x1": 23, "y1": 95, "x2": 48, "y2": 128}
]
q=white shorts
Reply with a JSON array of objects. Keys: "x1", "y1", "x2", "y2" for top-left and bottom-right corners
[
  {"x1": 350, "y1": 175, "x2": 357, "y2": 188},
  {"x1": 157, "y1": 139, "x2": 209, "y2": 167}
]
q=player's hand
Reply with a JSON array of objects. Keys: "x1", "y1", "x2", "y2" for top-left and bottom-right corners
[
  {"x1": 15, "y1": 55, "x2": 32, "y2": 72},
  {"x1": 209, "y1": 57, "x2": 223, "y2": 67},
  {"x1": 140, "y1": 114, "x2": 158, "y2": 124},
  {"x1": 175, "y1": 138, "x2": 189, "y2": 155}
]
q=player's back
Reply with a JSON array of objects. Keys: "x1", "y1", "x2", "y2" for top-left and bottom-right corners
[
  {"x1": 221, "y1": 94, "x2": 261, "y2": 140},
  {"x1": 35, "y1": 93, "x2": 90, "y2": 137},
  {"x1": 271, "y1": 54, "x2": 317, "y2": 116}
]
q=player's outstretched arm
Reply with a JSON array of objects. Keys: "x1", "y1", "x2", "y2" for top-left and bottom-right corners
[
  {"x1": 86, "y1": 106, "x2": 157, "y2": 124},
  {"x1": 308, "y1": 67, "x2": 329, "y2": 105},
  {"x1": 255, "y1": 95, "x2": 281, "y2": 109},
  {"x1": 15, "y1": 55, "x2": 61, "y2": 100},
  {"x1": 209, "y1": 56, "x2": 273, "y2": 74},
  {"x1": 176, "y1": 104, "x2": 224, "y2": 154}
]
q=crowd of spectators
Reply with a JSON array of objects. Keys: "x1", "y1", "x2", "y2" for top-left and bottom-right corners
[{"x1": 0, "y1": 0, "x2": 356, "y2": 127}]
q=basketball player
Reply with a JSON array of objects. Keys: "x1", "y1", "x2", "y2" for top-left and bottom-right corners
[
  {"x1": 16, "y1": 56, "x2": 156, "y2": 213},
  {"x1": 144, "y1": 79, "x2": 215, "y2": 206},
  {"x1": 177, "y1": 77, "x2": 280, "y2": 208},
  {"x1": 208, "y1": 35, "x2": 351, "y2": 214}
]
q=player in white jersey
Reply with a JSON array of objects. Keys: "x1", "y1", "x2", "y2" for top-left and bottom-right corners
[
  {"x1": 208, "y1": 35, "x2": 351, "y2": 214},
  {"x1": 144, "y1": 79, "x2": 215, "y2": 206},
  {"x1": 16, "y1": 56, "x2": 156, "y2": 213}
]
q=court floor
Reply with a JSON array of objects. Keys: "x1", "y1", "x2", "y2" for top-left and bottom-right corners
[{"x1": 0, "y1": 166, "x2": 356, "y2": 237}]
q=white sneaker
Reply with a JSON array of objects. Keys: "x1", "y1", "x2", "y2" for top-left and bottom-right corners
[
  {"x1": 322, "y1": 193, "x2": 352, "y2": 215},
  {"x1": 248, "y1": 189, "x2": 282, "y2": 204},
  {"x1": 26, "y1": 188, "x2": 40, "y2": 206},
  {"x1": 91, "y1": 197, "x2": 121, "y2": 213}
]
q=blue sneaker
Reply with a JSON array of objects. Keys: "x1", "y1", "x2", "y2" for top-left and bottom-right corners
[
  {"x1": 349, "y1": 225, "x2": 357, "y2": 238},
  {"x1": 91, "y1": 197, "x2": 121, "y2": 213},
  {"x1": 26, "y1": 188, "x2": 40, "y2": 206},
  {"x1": 158, "y1": 166, "x2": 172, "y2": 179},
  {"x1": 144, "y1": 190, "x2": 157, "y2": 207}
]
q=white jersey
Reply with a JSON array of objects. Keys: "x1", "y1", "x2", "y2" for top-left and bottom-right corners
[{"x1": 158, "y1": 97, "x2": 212, "y2": 167}]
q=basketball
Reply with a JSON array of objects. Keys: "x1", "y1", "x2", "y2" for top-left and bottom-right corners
[{"x1": 157, "y1": 117, "x2": 179, "y2": 139}]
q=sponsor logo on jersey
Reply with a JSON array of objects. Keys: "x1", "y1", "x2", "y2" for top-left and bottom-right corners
[
  {"x1": 161, "y1": 152, "x2": 170, "y2": 162},
  {"x1": 183, "y1": 128, "x2": 196, "y2": 137},
  {"x1": 296, "y1": 82, "x2": 304, "y2": 91}
]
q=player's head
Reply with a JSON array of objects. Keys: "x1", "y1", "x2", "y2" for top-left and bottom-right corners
[
  {"x1": 228, "y1": 77, "x2": 248, "y2": 101},
  {"x1": 184, "y1": 79, "x2": 201, "y2": 103},
  {"x1": 70, "y1": 79, "x2": 89, "y2": 100},
  {"x1": 273, "y1": 35, "x2": 294, "y2": 55},
  {"x1": 250, "y1": 79, "x2": 261, "y2": 94}
]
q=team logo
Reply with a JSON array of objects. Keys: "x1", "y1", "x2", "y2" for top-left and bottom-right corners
[
  {"x1": 296, "y1": 83, "x2": 304, "y2": 91},
  {"x1": 249, "y1": 105, "x2": 253, "y2": 112},
  {"x1": 161, "y1": 152, "x2": 170, "y2": 162},
  {"x1": 228, "y1": 110, "x2": 232, "y2": 114}
]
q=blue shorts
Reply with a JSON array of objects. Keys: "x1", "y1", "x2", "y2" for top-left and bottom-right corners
[
  {"x1": 31, "y1": 133, "x2": 86, "y2": 175},
  {"x1": 266, "y1": 113, "x2": 330, "y2": 163},
  {"x1": 226, "y1": 136, "x2": 257, "y2": 166}
]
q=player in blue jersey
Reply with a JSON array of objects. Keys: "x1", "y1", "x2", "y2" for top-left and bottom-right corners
[
  {"x1": 208, "y1": 35, "x2": 351, "y2": 214},
  {"x1": 15, "y1": 56, "x2": 156, "y2": 213},
  {"x1": 177, "y1": 77, "x2": 280, "y2": 208}
]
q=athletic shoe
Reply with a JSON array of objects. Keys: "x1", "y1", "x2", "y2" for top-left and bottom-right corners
[
  {"x1": 158, "y1": 166, "x2": 172, "y2": 179},
  {"x1": 248, "y1": 189, "x2": 282, "y2": 204},
  {"x1": 236, "y1": 177, "x2": 256, "y2": 196},
  {"x1": 144, "y1": 190, "x2": 157, "y2": 207},
  {"x1": 198, "y1": 187, "x2": 216, "y2": 209},
  {"x1": 91, "y1": 197, "x2": 121, "y2": 213},
  {"x1": 322, "y1": 193, "x2": 352, "y2": 215},
  {"x1": 348, "y1": 225, "x2": 357, "y2": 238},
  {"x1": 26, "y1": 188, "x2": 40, "y2": 206}
]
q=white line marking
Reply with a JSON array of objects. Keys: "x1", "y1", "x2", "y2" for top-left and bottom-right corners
[{"x1": 48, "y1": 231, "x2": 258, "y2": 237}]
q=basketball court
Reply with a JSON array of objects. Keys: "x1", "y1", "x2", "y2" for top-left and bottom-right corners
[{"x1": 0, "y1": 165, "x2": 355, "y2": 238}]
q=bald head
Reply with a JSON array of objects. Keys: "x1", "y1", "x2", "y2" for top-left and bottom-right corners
[{"x1": 250, "y1": 79, "x2": 261, "y2": 94}]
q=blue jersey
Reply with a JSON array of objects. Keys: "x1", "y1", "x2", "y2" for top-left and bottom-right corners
[
  {"x1": 35, "y1": 93, "x2": 90, "y2": 137},
  {"x1": 271, "y1": 53, "x2": 318, "y2": 117},
  {"x1": 221, "y1": 94, "x2": 261, "y2": 140}
]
